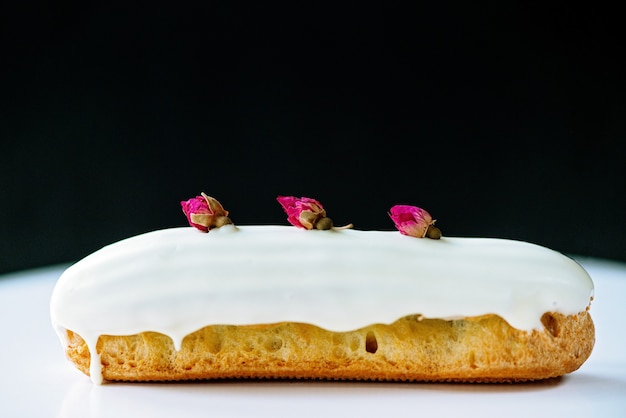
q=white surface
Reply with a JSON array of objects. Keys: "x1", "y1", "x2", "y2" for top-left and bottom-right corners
[{"x1": 1, "y1": 258, "x2": 625, "y2": 418}]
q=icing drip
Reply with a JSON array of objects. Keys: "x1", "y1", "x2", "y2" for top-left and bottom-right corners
[{"x1": 50, "y1": 225, "x2": 594, "y2": 384}]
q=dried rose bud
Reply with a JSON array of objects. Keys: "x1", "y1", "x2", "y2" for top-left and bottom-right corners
[
  {"x1": 276, "y1": 196, "x2": 327, "y2": 230},
  {"x1": 389, "y1": 204, "x2": 439, "y2": 239},
  {"x1": 277, "y1": 196, "x2": 353, "y2": 231},
  {"x1": 181, "y1": 193, "x2": 232, "y2": 232}
]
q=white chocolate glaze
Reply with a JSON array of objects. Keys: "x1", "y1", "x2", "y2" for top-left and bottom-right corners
[{"x1": 50, "y1": 225, "x2": 594, "y2": 384}]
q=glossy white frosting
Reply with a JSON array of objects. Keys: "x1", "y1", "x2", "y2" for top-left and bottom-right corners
[{"x1": 50, "y1": 225, "x2": 594, "y2": 384}]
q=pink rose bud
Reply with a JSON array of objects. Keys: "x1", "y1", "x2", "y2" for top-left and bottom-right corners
[
  {"x1": 389, "y1": 205, "x2": 439, "y2": 238},
  {"x1": 276, "y1": 196, "x2": 328, "y2": 230},
  {"x1": 181, "y1": 193, "x2": 231, "y2": 232}
]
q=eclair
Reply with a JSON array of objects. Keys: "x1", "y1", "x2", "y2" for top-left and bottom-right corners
[{"x1": 50, "y1": 196, "x2": 594, "y2": 384}]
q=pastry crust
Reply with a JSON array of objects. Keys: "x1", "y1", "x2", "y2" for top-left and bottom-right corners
[{"x1": 62, "y1": 311, "x2": 594, "y2": 383}]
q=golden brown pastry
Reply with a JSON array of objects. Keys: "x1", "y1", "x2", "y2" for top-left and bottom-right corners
[{"x1": 61, "y1": 311, "x2": 593, "y2": 383}]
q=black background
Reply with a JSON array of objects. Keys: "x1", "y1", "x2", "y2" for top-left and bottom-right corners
[{"x1": 1, "y1": 2, "x2": 625, "y2": 275}]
